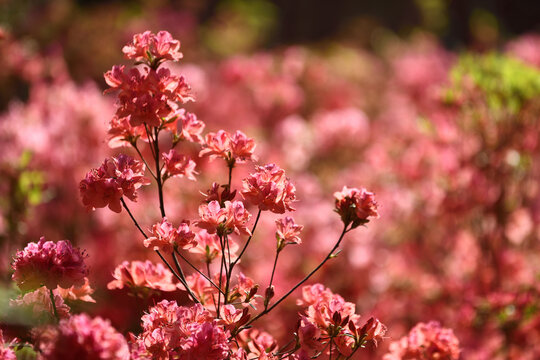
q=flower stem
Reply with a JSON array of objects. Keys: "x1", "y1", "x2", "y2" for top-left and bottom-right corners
[
  {"x1": 49, "y1": 288, "x2": 59, "y2": 322},
  {"x1": 234, "y1": 224, "x2": 349, "y2": 335},
  {"x1": 230, "y1": 209, "x2": 262, "y2": 270},
  {"x1": 172, "y1": 251, "x2": 200, "y2": 303}
]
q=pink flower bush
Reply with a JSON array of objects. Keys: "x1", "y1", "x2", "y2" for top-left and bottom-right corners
[
  {"x1": 144, "y1": 217, "x2": 196, "y2": 252},
  {"x1": 36, "y1": 314, "x2": 130, "y2": 360},
  {"x1": 12, "y1": 237, "x2": 88, "y2": 291},
  {"x1": 383, "y1": 321, "x2": 460, "y2": 360},
  {"x1": 107, "y1": 260, "x2": 180, "y2": 293},
  {"x1": 241, "y1": 163, "x2": 297, "y2": 213},
  {"x1": 79, "y1": 154, "x2": 150, "y2": 213}
]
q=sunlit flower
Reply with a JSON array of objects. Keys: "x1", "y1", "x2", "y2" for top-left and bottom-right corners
[
  {"x1": 275, "y1": 216, "x2": 303, "y2": 250},
  {"x1": 107, "y1": 260, "x2": 179, "y2": 293},
  {"x1": 162, "y1": 149, "x2": 197, "y2": 181},
  {"x1": 144, "y1": 217, "x2": 196, "y2": 252},
  {"x1": 334, "y1": 186, "x2": 378, "y2": 228},
  {"x1": 122, "y1": 30, "x2": 183, "y2": 64}
]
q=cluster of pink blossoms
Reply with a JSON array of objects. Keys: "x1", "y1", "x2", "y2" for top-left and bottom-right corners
[
  {"x1": 241, "y1": 163, "x2": 297, "y2": 213},
  {"x1": 132, "y1": 300, "x2": 230, "y2": 359},
  {"x1": 107, "y1": 260, "x2": 180, "y2": 294},
  {"x1": 12, "y1": 237, "x2": 88, "y2": 292},
  {"x1": 144, "y1": 217, "x2": 196, "y2": 253},
  {"x1": 196, "y1": 200, "x2": 252, "y2": 236},
  {"x1": 200, "y1": 130, "x2": 257, "y2": 165},
  {"x1": 383, "y1": 321, "x2": 460, "y2": 360},
  {"x1": 122, "y1": 30, "x2": 183, "y2": 64},
  {"x1": 79, "y1": 154, "x2": 150, "y2": 213},
  {"x1": 36, "y1": 314, "x2": 130, "y2": 360},
  {"x1": 334, "y1": 186, "x2": 379, "y2": 228},
  {"x1": 162, "y1": 149, "x2": 197, "y2": 181},
  {"x1": 297, "y1": 284, "x2": 386, "y2": 357}
]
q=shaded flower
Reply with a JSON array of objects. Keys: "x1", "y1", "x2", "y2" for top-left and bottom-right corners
[
  {"x1": 12, "y1": 237, "x2": 88, "y2": 292},
  {"x1": 36, "y1": 314, "x2": 130, "y2": 360}
]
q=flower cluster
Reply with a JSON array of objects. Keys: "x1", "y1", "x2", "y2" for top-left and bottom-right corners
[
  {"x1": 241, "y1": 163, "x2": 297, "y2": 213},
  {"x1": 122, "y1": 30, "x2": 183, "y2": 64},
  {"x1": 79, "y1": 154, "x2": 150, "y2": 213},
  {"x1": 334, "y1": 186, "x2": 379, "y2": 228},
  {"x1": 297, "y1": 284, "x2": 386, "y2": 357},
  {"x1": 161, "y1": 149, "x2": 197, "y2": 181},
  {"x1": 132, "y1": 300, "x2": 230, "y2": 359},
  {"x1": 195, "y1": 200, "x2": 252, "y2": 236},
  {"x1": 104, "y1": 65, "x2": 192, "y2": 128},
  {"x1": 384, "y1": 321, "x2": 460, "y2": 360},
  {"x1": 107, "y1": 260, "x2": 180, "y2": 294},
  {"x1": 12, "y1": 237, "x2": 88, "y2": 291},
  {"x1": 200, "y1": 130, "x2": 257, "y2": 165},
  {"x1": 144, "y1": 217, "x2": 196, "y2": 252},
  {"x1": 35, "y1": 314, "x2": 130, "y2": 360}
]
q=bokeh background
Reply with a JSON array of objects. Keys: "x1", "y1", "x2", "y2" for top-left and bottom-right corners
[{"x1": 2, "y1": 0, "x2": 540, "y2": 359}]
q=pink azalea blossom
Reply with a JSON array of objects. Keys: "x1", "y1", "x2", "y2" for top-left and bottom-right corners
[
  {"x1": 12, "y1": 237, "x2": 88, "y2": 291},
  {"x1": 144, "y1": 217, "x2": 197, "y2": 253},
  {"x1": 36, "y1": 314, "x2": 130, "y2": 360},
  {"x1": 241, "y1": 163, "x2": 297, "y2": 213},
  {"x1": 199, "y1": 130, "x2": 256, "y2": 164},
  {"x1": 80, "y1": 154, "x2": 150, "y2": 213},
  {"x1": 10, "y1": 286, "x2": 71, "y2": 319},
  {"x1": 275, "y1": 216, "x2": 303, "y2": 250},
  {"x1": 107, "y1": 260, "x2": 179, "y2": 292},
  {"x1": 383, "y1": 321, "x2": 460, "y2": 360},
  {"x1": 122, "y1": 30, "x2": 183, "y2": 64},
  {"x1": 189, "y1": 229, "x2": 239, "y2": 263},
  {"x1": 162, "y1": 149, "x2": 197, "y2": 181},
  {"x1": 334, "y1": 186, "x2": 379, "y2": 227},
  {"x1": 178, "y1": 110, "x2": 205, "y2": 143},
  {"x1": 195, "y1": 200, "x2": 252, "y2": 236}
]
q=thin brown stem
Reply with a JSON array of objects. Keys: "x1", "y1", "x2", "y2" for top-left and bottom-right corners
[
  {"x1": 172, "y1": 251, "x2": 200, "y2": 303},
  {"x1": 49, "y1": 288, "x2": 59, "y2": 322},
  {"x1": 231, "y1": 209, "x2": 262, "y2": 270},
  {"x1": 234, "y1": 224, "x2": 350, "y2": 335}
]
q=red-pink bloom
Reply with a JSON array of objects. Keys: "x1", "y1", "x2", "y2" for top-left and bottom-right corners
[
  {"x1": 195, "y1": 200, "x2": 252, "y2": 236},
  {"x1": 107, "y1": 260, "x2": 179, "y2": 293},
  {"x1": 162, "y1": 149, "x2": 197, "y2": 181},
  {"x1": 199, "y1": 130, "x2": 256, "y2": 164},
  {"x1": 241, "y1": 163, "x2": 297, "y2": 213},
  {"x1": 383, "y1": 321, "x2": 460, "y2": 360},
  {"x1": 107, "y1": 115, "x2": 145, "y2": 148},
  {"x1": 80, "y1": 154, "x2": 150, "y2": 213},
  {"x1": 57, "y1": 277, "x2": 96, "y2": 303},
  {"x1": 275, "y1": 216, "x2": 303, "y2": 250},
  {"x1": 104, "y1": 65, "x2": 192, "y2": 128},
  {"x1": 12, "y1": 237, "x2": 88, "y2": 291},
  {"x1": 122, "y1": 31, "x2": 183, "y2": 64},
  {"x1": 136, "y1": 300, "x2": 230, "y2": 359},
  {"x1": 237, "y1": 328, "x2": 278, "y2": 358},
  {"x1": 297, "y1": 284, "x2": 380, "y2": 357},
  {"x1": 144, "y1": 217, "x2": 196, "y2": 252},
  {"x1": 0, "y1": 330, "x2": 16, "y2": 360},
  {"x1": 334, "y1": 186, "x2": 379, "y2": 228},
  {"x1": 36, "y1": 314, "x2": 130, "y2": 360},
  {"x1": 178, "y1": 110, "x2": 205, "y2": 144}
]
